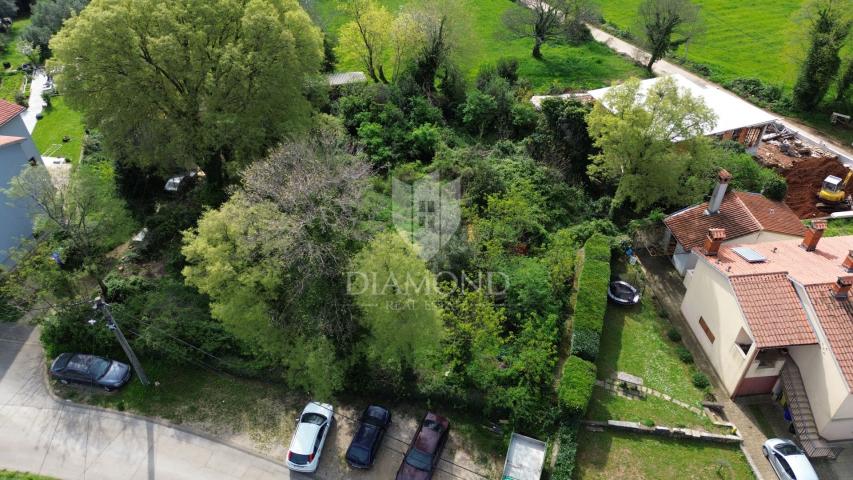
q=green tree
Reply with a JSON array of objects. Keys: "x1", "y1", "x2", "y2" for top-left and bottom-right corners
[
  {"x1": 587, "y1": 77, "x2": 717, "y2": 211},
  {"x1": 837, "y1": 58, "x2": 853, "y2": 101},
  {"x1": 527, "y1": 97, "x2": 594, "y2": 178},
  {"x1": 23, "y1": 0, "x2": 89, "y2": 54},
  {"x1": 0, "y1": 0, "x2": 17, "y2": 19},
  {"x1": 636, "y1": 0, "x2": 702, "y2": 73},
  {"x1": 792, "y1": 0, "x2": 851, "y2": 110},
  {"x1": 349, "y1": 231, "x2": 443, "y2": 386},
  {"x1": 49, "y1": 0, "x2": 323, "y2": 186},
  {"x1": 5, "y1": 162, "x2": 136, "y2": 299},
  {"x1": 336, "y1": 0, "x2": 422, "y2": 83},
  {"x1": 503, "y1": 0, "x2": 569, "y2": 59}
]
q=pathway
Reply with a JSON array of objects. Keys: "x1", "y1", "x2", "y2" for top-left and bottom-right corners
[
  {"x1": 21, "y1": 70, "x2": 47, "y2": 134},
  {"x1": 0, "y1": 322, "x2": 297, "y2": 480},
  {"x1": 586, "y1": 24, "x2": 853, "y2": 164}
]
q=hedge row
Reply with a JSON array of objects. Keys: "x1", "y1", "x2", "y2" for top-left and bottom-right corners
[
  {"x1": 551, "y1": 420, "x2": 579, "y2": 480},
  {"x1": 553, "y1": 235, "x2": 612, "y2": 478},
  {"x1": 558, "y1": 355, "x2": 597, "y2": 415},
  {"x1": 570, "y1": 233, "x2": 611, "y2": 361}
]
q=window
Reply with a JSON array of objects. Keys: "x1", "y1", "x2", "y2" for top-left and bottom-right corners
[
  {"x1": 699, "y1": 317, "x2": 715, "y2": 343},
  {"x1": 729, "y1": 128, "x2": 742, "y2": 143},
  {"x1": 735, "y1": 327, "x2": 752, "y2": 355}
]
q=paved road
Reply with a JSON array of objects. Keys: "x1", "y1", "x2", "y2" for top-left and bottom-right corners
[
  {"x1": 586, "y1": 24, "x2": 853, "y2": 165},
  {"x1": 22, "y1": 70, "x2": 47, "y2": 134},
  {"x1": 0, "y1": 322, "x2": 296, "y2": 480}
]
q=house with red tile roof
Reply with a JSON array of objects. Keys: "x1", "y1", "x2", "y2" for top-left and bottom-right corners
[
  {"x1": 680, "y1": 226, "x2": 853, "y2": 456},
  {"x1": 662, "y1": 169, "x2": 805, "y2": 276},
  {"x1": 0, "y1": 99, "x2": 42, "y2": 266}
]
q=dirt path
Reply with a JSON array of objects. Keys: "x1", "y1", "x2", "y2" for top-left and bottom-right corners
[{"x1": 586, "y1": 24, "x2": 853, "y2": 164}]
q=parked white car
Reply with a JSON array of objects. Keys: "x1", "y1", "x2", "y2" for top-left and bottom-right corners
[
  {"x1": 286, "y1": 402, "x2": 334, "y2": 473},
  {"x1": 762, "y1": 438, "x2": 819, "y2": 480}
]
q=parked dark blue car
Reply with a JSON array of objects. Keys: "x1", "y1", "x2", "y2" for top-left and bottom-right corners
[
  {"x1": 50, "y1": 353, "x2": 131, "y2": 391},
  {"x1": 346, "y1": 405, "x2": 392, "y2": 469}
]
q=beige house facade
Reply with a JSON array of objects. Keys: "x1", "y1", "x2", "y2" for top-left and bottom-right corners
[{"x1": 680, "y1": 229, "x2": 853, "y2": 456}]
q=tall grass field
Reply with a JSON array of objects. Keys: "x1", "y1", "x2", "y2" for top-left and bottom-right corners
[
  {"x1": 597, "y1": 0, "x2": 808, "y2": 89},
  {"x1": 311, "y1": 0, "x2": 647, "y2": 92}
]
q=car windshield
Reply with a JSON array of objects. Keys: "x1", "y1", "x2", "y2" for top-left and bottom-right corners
[
  {"x1": 347, "y1": 445, "x2": 370, "y2": 464},
  {"x1": 91, "y1": 358, "x2": 111, "y2": 379},
  {"x1": 289, "y1": 452, "x2": 311, "y2": 465},
  {"x1": 301, "y1": 412, "x2": 326, "y2": 425},
  {"x1": 405, "y1": 448, "x2": 433, "y2": 471},
  {"x1": 777, "y1": 443, "x2": 803, "y2": 456}
]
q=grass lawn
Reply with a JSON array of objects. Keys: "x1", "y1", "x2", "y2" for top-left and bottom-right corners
[
  {"x1": 0, "y1": 18, "x2": 34, "y2": 104},
  {"x1": 0, "y1": 471, "x2": 56, "y2": 480},
  {"x1": 597, "y1": 0, "x2": 806, "y2": 88},
  {"x1": 586, "y1": 388, "x2": 726, "y2": 433},
  {"x1": 824, "y1": 218, "x2": 853, "y2": 237},
  {"x1": 596, "y1": 292, "x2": 706, "y2": 406},
  {"x1": 32, "y1": 97, "x2": 85, "y2": 163},
  {"x1": 313, "y1": 0, "x2": 647, "y2": 92},
  {"x1": 575, "y1": 429, "x2": 755, "y2": 480}
]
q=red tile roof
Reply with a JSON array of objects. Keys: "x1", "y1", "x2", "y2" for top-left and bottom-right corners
[
  {"x1": 0, "y1": 99, "x2": 24, "y2": 127},
  {"x1": 730, "y1": 274, "x2": 817, "y2": 348},
  {"x1": 665, "y1": 191, "x2": 805, "y2": 251},
  {"x1": 705, "y1": 236, "x2": 853, "y2": 285},
  {"x1": 805, "y1": 284, "x2": 853, "y2": 390}
]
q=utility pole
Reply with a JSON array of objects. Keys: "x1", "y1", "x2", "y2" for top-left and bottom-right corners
[{"x1": 94, "y1": 297, "x2": 150, "y2": 386}]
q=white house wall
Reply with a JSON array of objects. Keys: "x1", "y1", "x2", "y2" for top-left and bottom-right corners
[
  {"x1": 0, "y1": 143, "x2": 34, "y2": 266},
  {"x1": 681, "y1": 258, "x2": 752, "y2": 395},
  {"x1": 0, "y1": 116, "x2": 40, "y2": 164}
]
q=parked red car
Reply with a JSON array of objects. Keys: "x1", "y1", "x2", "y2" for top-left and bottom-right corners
[{"x1": 395, "y1": 412, "x2": 450, "y2": 480}]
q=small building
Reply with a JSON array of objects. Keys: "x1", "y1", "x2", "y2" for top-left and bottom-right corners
[
  {"x1": 662, "y1": 169, "x2": 805, "y2": 276},
  {"x1": 327, "y1": 71, "x2": 368, "y2": 87},
  {"x1": 587, "y1": 74, "x2": 778, "y2": 154},
  {"x1": 502, "y1": 433, "x2": 546, "y2": 480},
  {"x1": 0, "y1": 100, "x2": 43, "y2": 267},
  {"x1": 680, "y1": 228, "x2": 853, "y2": 457}
]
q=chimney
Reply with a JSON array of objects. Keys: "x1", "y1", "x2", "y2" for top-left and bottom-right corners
[
  {"x1": 843, "y1": 250, "x2": 853, "y2": 273},
  {"x1": 831, "y1": 276, "x2": 853, "y2": 299},
  {"x1": 702, "y1": 228, "x2": 727, "y2": 256},
  {"x1": 800, "y1": 220, "x2": 827, "y2": 252},
  {"x1": 705, "y1": 169, "x2": 732, "y2": 215}
]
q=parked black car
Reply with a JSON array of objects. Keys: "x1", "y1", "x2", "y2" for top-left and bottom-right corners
[
  {"x1": 50, "y1": 353, "x2": 131, "y2": 391},
  {"x1": 345, "y1": 405, "x2": 392, "y2": 469}
]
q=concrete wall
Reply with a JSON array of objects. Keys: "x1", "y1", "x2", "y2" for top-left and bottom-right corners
[
  {"x1": 0, "y1": 116, "x2": 40, "y2": 164},
  {"x1": 681, "y1": 258, "x2": 753, "y2": 395},
  {"x1": 0, "y1": 143, "x2": 34, "y2": 267}
]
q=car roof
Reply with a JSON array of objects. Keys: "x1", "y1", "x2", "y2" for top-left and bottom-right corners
[
  {"x1": 414, "y1": 413, "x2": 448, "y2": 453},
  {"x1": 290, "y1": 422, "x2": 321, "y2": 455},
  {"x1": 352, "y1": 422, "x2": 380, "y2": 447},
  {"x1": 302, "y1": 401, "x2": 333, "y2": 417},
  {"x1": 66, "y1": 354, "x2": 101, "y2": 372}
]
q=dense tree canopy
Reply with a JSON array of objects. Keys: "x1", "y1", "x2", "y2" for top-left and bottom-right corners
[
  {"x1": 587, "y1": 76, "x2": 717, "y2": 211},
  {"x1": 792, "y1": 0, "x2": 851, "y2": 110},
  {"x1": 23, "y1": 0, "x2": 89, "y2": 53},
  {"x1": 49, "y1": 0, "x2": 323, "y2": 185}
]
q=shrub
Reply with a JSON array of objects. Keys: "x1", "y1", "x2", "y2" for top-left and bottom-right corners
[
  {"x1": 558, "y1": 355, "x2": 597, "y2": 417},
  {"x1": 641, "y1": 419, "x2": 655, "y2": 427},
  {"x1": 495, "y1": 57, "x2": 519, "y2": 85},
  {"x1": 667, "y1": 327, "x2": 682, "y2": 342},
  {"x1": 14, "y1": 90, "x2": 27, "y2": 107},
  {"x1": 677, "y1": 345, "x2": 694, "y2": 364},
  {"x1": 762, "y1": 176, "x2": 788, "y2": 201},
  {"x1": 570, "y1": 234, "x2": 611, "y2": 361},
  {"x1": 570, "y1": 327, "x2": 600, "y2": 362},
  {"x1": 551, "y1": 422, "x2": 579, "y2": 480},
  {"x1": 692, "y1": 371, "x2": 710, "y2": 389}
]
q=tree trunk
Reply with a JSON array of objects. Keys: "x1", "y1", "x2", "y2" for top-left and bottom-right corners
[
  {"x1": 97, "y1": 276, "x2": 109, "y2": 301},
  {"x1": 533, "y1": 37, "x2": 543, "y2": 59},
  {"x1": 645, "y1": 54, "x2": 657, "y2": 74},
  {"x1": 378, "y1": 65, "x2": 389, "y2": 84}
]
